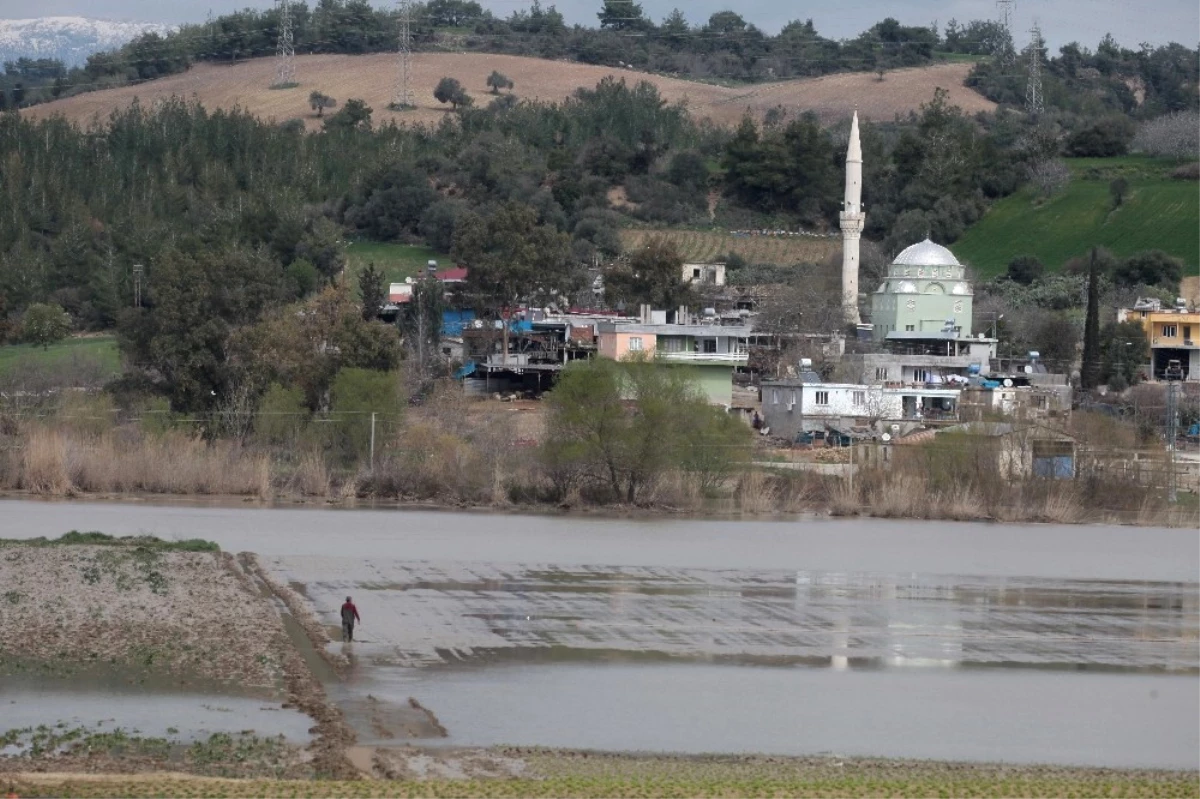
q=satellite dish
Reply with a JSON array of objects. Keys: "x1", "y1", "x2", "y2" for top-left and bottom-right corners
[
  {"x1": 1003, "y1": 378, "x2": 1014, "y2": 387},
  {"x1": 882, "y1": 433, "x2": 892, "y2": 442},
  {"x1": 1024, "y1": 365, "x2": 1034, "y2": 374},
  {"x1": 890, "y1": 424, "x2": 900, "y2": 433}
]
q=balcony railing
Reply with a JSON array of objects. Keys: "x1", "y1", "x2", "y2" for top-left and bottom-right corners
[{"x1": 659, "y1": 351, "x2": 749, "y2": 364}]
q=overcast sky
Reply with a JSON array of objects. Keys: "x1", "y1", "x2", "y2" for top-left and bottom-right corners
[{"x1": 1, "y1": 0, "x2": 1196, "y2": 51}]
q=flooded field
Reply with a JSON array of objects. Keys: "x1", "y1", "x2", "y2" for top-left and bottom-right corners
[
  {"x1": 3, "y1": 499, "x2": 1198, "y2": 770},
  {"x1": 3, "y1": 673, "x2": 313, "y2": 746}
]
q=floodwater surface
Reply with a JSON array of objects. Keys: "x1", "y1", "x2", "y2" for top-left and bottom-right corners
[
  {"x1": 3, "y1": 499, "x2": 1198, "y2": 768},
  {"x1": 2, "y1": 498, "x2": 1197, "y2": 580},
  {"x1": 2, "y1": 673, "x2": 313, "y2": 743}
]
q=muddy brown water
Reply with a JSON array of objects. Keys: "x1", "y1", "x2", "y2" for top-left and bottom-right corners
[{"x1": 2, "y1": 499, "x2": 1198, "y2": 769}]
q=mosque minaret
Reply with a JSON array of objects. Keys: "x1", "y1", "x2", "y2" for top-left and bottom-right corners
[{"x1": 839, "y1": 111, "x2": 865, "y2": 327}]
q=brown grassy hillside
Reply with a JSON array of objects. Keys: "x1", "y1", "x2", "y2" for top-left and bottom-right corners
[{"x1": 22, "y1": 53, "x2": 992, "y2": 130}]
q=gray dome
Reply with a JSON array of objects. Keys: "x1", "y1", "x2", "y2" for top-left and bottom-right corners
[{"x1": 892, "y1": 238, "x2": 961, "y2": 267}]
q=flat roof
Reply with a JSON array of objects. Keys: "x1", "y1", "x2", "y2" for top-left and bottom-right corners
[{"x1": 598, "y1": 322, "x2": 752, "y2": 336}]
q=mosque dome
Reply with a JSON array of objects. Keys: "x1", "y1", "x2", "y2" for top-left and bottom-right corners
[{"x1": 892, "y1": 238, "x2": 961, "y2": 267}]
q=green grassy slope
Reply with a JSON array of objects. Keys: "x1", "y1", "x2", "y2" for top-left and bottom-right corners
[
  {"x1": 951, "y1": 157, "x2": 1199, "y2": 279},
  {"x1": 345, "y1": 241, "x2": 450, "y2": 286},
  {"x1": 0, "y1": 336, "x2": 120, "y2": 374}
]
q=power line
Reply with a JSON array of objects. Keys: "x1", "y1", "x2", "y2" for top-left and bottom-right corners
[
  {"x1": 1025, "y1": 22, "x2": 1044, "y2": 116},
  {"x1": 273, "y1": 0, "x2": 297, "y2": 88},
  {"x1": 391, "y1": 0, "x2": 415, "y2": 111},
  {"x1": 995, "y1": 0, "x2": 1017, "y2": 69}
]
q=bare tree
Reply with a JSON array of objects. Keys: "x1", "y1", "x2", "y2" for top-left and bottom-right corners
[
  {"x1": 1027, "y1": 159, "x2": 1071, "y2": 196},
  {"x1": 1132, "y1": 111, "x2": 1200, "y2": 159}
]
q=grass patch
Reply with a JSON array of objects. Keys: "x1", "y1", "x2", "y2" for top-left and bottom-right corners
[
  {"x1": 619, "y1": 228, "x2": 838, "y2": 266},
  {"x1": 0, "y1": 335, "x2": 120, "y2": 374},
  {"x1": 952, "y1": 156, "x2": 1199, "y2": 278},
  {"x1": 0, "y1": 530, "x2": 219, "y2": 552},
  {"x1": 345, "y1": 240, "x2": 449, "y2": 286}
]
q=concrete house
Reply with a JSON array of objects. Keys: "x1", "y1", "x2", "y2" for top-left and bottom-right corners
[
  {"x1": 761, "y1": 376, "x2": 960, "y2": 441},
  {"x1": 595, "y1": 307, "x2": 750, "y2": 406},
  {"x1": 1118, "y1": 298, "x2": 1199, "y2": 381}
]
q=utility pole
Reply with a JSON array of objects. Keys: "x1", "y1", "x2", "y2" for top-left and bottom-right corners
[
  {"x1": 1025, "y1": 23, "x2": 1044, "y2": 116},
  {"x1": 391, "y1": 0, "x2": 415, "y2": 110},
  {"x1": 1166, "y1": 381, "x2": 1179, "y2": 503},
  {"x1": 132, "y1": 264, "x2": 144, "y2": 308},
  {"x1": 273, "y1": 0, "x2": 297, "y2": 88},
  {"x1": 369, "y1": 411, "x2": 377, "y2": 472}
]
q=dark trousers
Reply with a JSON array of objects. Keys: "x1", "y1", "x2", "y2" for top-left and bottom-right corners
[{"x1": 342, "y1": 619, "x2": 355, "y2": 642}]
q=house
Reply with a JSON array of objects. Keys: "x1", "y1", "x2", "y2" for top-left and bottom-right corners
[
  {"x1": 897, "y1": 419, "x2": 1084, "y2": 475},
  {"x1": 760, "y1": 375, "x2": 960, "y2": 442},
  {"x1": 682, "y1": 262, "x2": 727, "y2": 286},
  {"x1": 595, "y1": 306, "x2": 750, "y2": 406},
  {"x1": 1117, "y1": 298, "x2": 1199, "y2": 381}
]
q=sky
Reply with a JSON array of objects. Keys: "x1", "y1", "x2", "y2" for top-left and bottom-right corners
[{"x1": 0, "y1": 0, "x2": 1196, "y2": 52}]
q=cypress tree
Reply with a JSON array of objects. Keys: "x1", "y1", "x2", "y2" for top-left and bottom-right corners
[{"x1": 1080, "y1": 248, "x2": 1102, "y2": 391}]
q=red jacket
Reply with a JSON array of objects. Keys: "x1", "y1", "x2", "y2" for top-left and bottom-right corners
[{"x1": 340, "y1": 601, "x2": 360, "y2": 623}]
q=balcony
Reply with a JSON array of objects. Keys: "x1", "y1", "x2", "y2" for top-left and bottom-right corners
[{"x1": 659, "y1": 351, "x2": 749, "y2": 365}]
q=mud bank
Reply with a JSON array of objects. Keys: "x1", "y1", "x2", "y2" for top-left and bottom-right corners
[{"x1": 0, "y1": 538, "x2": 357, "y2": 779}]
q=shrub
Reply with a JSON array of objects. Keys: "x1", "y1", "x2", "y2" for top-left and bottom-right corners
[
  {"x1": 1065, "y1": 117, "x2": 1134, "y2": 157},
  {"x1": 1005, "y1": 255, "x2": 1044, "y2": 285},
  {"x1": 1171, "y1": 162, "x2": 1199, "y2": 180}
]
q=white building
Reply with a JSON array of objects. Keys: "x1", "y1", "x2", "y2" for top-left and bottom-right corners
[
  {"x1": 761, "y1": 379, "x2": 960, "y2": 441},
  {"x1": 682, "y1": 262, "x2": 727, "y2": 286}
]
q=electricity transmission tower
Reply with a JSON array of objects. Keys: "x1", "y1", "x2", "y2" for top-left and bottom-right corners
[
  {"x1": 273, "y1": 0, "x2": 297, "y2": 88},
  {"x1": 391, "y1": 0, "x2": 415, "y2": 110},
  {"x1": 994, "y1": 0, "x2": 1016, "y2": 68},
  {"x1": 1025, "y1": 23, "x2": 1044, "y2": 115}
]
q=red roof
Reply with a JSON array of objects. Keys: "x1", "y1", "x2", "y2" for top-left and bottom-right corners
[{"x1": 435, "y1": 267, "x2": 468, "y2": 282}]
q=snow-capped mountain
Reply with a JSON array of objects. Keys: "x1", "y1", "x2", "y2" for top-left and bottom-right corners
[{"x1": 0, "y1": 17, "x2": 175, "y2": 68}]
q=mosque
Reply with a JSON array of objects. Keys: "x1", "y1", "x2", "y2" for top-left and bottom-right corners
[{"x1": 839, "y1": 112, "x2": 983, "y2": 348}]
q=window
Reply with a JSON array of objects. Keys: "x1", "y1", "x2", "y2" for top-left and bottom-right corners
[
  {"x1": 790, "y1": 390, "x2": 797, "y2": 406},
  {"x1": 814, "y1": 391, "x2": 830, "y2": 405},
  {"x1": 852, "y1": 390, "x2": 866, "y2": 406},
  {"x1": 772, "y1": 390, "x2": 779, "y2": 405},
  {"x1": 692, "y1": 268, "x2": 701, "y2": 279},
  {"x1": 1184, "y1": 325, "x2": 1192, "y2": 340},
  {"x1": 659, "y1": 336, "x2": 685, "y2": 353},
  {"x1": 1163, "y1": 325, "x2": 1177, "y2": 338},
  {"x1": 875, "y1": 367, "x2": 889, "y2": 380},
  {"x1": 628, "y1": 337, "x2": 643, "y2": 351},
  {"x1": 913, "y1": 369, "x2": 930, "y2": 383},
  {"x1": 703, "y1": 339, "x2": 718, "y2": 354},
  {"x1": 905, "y1": 324, "x2": 915, "y2": 332}
]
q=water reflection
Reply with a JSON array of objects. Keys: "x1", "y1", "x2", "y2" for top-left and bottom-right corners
[{"x1": 275, "y1": 560, "x2": 1199, "y2": 673}]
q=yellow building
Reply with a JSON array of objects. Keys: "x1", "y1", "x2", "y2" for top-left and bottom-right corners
[{"x1": 1119, "y1": 301, "x2": 1199, "y2": 381}]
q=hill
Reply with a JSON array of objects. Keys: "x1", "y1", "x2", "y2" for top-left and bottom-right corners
[
  {"x1": 951, "y1": 157, "x2": 1200, "y2": 279},
  {"x1": 620, "y1": 229, "x2": 838, "y2": 266},
  {"x1": 21, "y1": 53, "x2": 992, "y2": 131}
]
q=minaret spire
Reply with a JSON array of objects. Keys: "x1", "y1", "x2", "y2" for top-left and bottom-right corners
[{"x1": 840, "y1": 111, "x2": 865, "y2": 327}]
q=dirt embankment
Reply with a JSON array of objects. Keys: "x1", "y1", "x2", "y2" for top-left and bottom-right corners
[{"x1": 0, "y1": 538, "x2": 358, "y2": 780}]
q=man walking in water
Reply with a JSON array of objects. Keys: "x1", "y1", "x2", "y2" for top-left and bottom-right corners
[{"x1": 340, "y1": 596, "x2": 360, "y2": 642}]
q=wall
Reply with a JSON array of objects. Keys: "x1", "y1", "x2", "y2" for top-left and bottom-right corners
[{"x1": 598, "y1": 331, "x2": 657, "y2": 360}]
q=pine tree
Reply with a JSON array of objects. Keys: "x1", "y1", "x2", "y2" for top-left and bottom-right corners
[{"x1": 1080, "y1": 248, "x2": 1102, "y2": 391}]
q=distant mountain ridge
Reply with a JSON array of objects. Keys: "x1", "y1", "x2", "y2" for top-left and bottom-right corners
[{"x1": 0, "y1": 17, "x2": 174, "y2": 68}]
